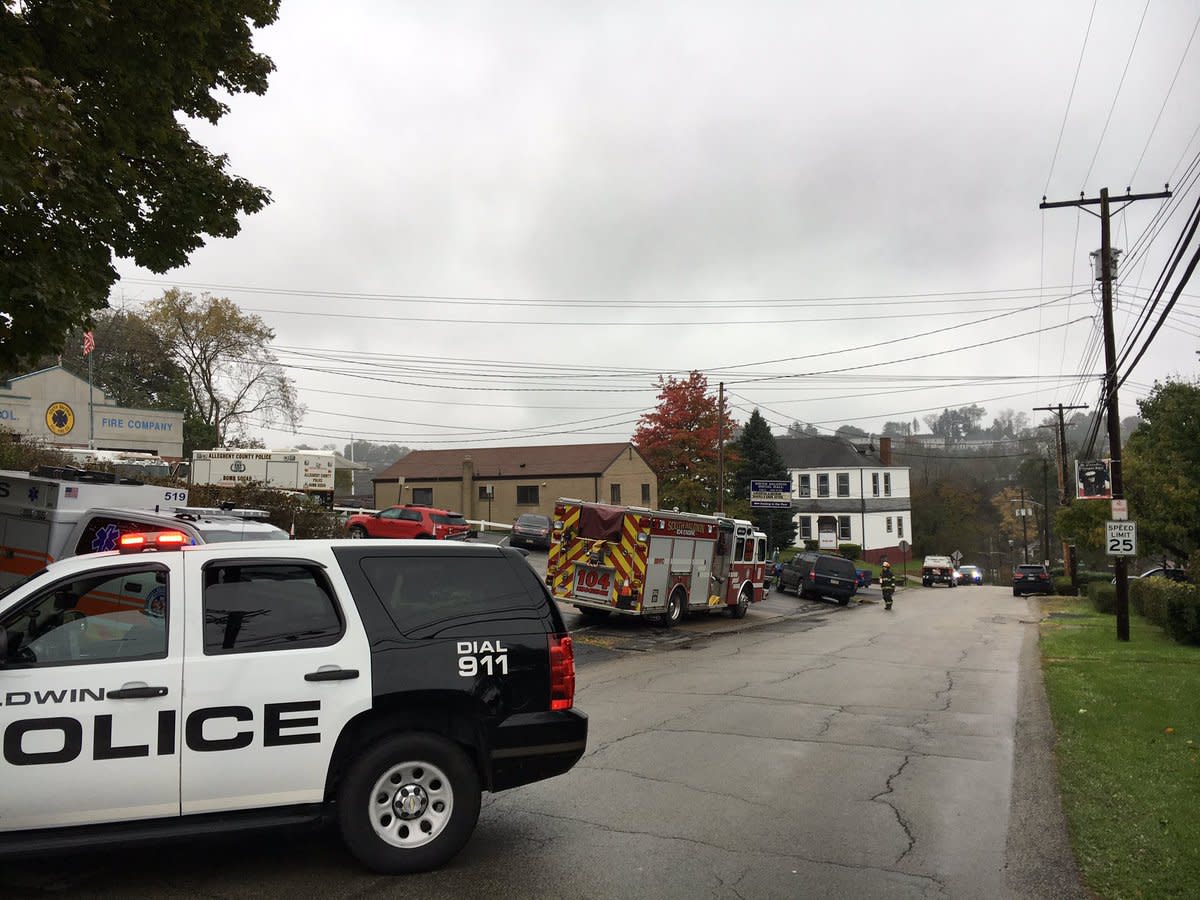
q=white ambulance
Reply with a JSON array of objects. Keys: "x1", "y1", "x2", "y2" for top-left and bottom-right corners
[{"x1": 0, "y1": 466, "x2": 287, "y2": 589}]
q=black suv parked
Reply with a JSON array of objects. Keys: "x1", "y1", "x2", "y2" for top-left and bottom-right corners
[
  {"x1": 777, "y1": 552, "x2": 858, "y2": 605},
  {"x1": 1012, "y1": 563, "x2": 1052, "y2": 596}
]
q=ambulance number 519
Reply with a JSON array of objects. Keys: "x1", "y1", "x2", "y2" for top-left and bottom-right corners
[{"x1": 573, "y1": 565, "x2": 613, "y2": 602}]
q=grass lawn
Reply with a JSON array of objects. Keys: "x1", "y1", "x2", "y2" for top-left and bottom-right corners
[{"x1": 1040, "y1": 597, "x2": 1200, "y2": 899}]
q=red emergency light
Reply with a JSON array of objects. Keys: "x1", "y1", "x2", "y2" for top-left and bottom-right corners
[{"x1": 118, "y1": 531, "x2": 189, "y2": 553}]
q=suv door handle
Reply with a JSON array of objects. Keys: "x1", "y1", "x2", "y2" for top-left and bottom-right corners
[
  {"x1": 305, "y1": 667, "x2": 360, "y2": 682},
  {"x1": 109, "y1": 683, "x2": 169, "y2": 699}
]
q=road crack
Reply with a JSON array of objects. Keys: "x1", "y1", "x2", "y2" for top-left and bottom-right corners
[{"x1": 871, "y1": 754, "x2": 917, "y2": 865}]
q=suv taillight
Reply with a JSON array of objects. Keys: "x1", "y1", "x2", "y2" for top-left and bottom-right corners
[{"x1": 548, "y1": 634, "x2": 575, "y2": 711}]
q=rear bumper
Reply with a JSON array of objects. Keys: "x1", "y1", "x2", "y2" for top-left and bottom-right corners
[{"x1": 488, "y1": 708, "x2": 588, "y2": 792}]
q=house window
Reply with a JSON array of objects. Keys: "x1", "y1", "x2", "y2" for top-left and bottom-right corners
[
  {"x1": 798, "y1": 474, "x2": 811, "y2": 497},
  {"x1": 838, "y1": 516, "x2": 852, "y2": 540},
  {"x1": 884, "y1": 472, "x2": 892, "y2": 497},
  {"x1": 897, "y1": 516, "x2": 904, "y2": 538},
  {"x1": 836, "y1": 473, "x2": 850, "y2": 497},
  {"x1": 411, "y1": 487, "x2": 433, "y2": 505},
  {"x1": 610, "y1": 483, "x2": 621, "y2": 504},
  {"x1": 817, "y1": 474, "x2": 830, "y2": 498},
  {"x1": 798, "y1": 517, "x2": 812, "y2": 540},
  {"x1": 872, "y1": 473, "x2": 880, "y2": 497},
  {"x1": 516, "y1": 485, "x2": 539, "y2": 505},
  {"x1": 641, "y1": 483, "x2": 651, "y2": 505},
  {"x1": 886, "y1": 516, "x2": 893, "y2": 533}
]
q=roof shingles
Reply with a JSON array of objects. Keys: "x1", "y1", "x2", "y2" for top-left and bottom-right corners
[{"x1": 374, "y1": 442, "x2": 640, "y2": 482}]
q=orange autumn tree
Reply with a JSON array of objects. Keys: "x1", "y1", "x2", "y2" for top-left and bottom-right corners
[{"x1": 633, "y1": 371, "x2": 739, "y2": 513}]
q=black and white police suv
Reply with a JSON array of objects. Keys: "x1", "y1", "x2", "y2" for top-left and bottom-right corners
[{"x1": 0, "y1": 535, "x2": 586, "y2": 873}]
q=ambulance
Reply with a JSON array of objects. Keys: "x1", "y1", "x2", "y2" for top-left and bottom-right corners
[
  {"x1": 0, "y1": 466, "x2": 287, "y2": 589},
  {"x1": 546, "y1": 499, "x2": 768, "y2": 625}
]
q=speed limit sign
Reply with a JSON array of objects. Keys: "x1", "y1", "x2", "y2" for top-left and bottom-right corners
[{"x1": 1105, "y1": 520, "x2": 1137, "y2": 556}]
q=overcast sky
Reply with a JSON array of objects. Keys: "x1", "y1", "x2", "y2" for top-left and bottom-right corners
[{"x1": 113, "y1": 0, "x2": 1200, "y2": 451}]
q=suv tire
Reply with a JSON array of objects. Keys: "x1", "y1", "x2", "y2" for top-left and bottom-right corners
[
  {"x1": 337, "y1": 732, "x2": 481, "y2": 875},
  {"x1": 349, "y1": 525, "x2": 368, "y2": 539}
]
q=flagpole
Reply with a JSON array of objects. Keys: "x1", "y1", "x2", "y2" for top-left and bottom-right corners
[{"x1": 87, "y1": 340, "x2": 94, "y2": 449}]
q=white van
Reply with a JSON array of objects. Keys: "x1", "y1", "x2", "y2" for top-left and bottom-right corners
[{"x1": 0, "y1": 466, "x2": 287, "y2": 589}]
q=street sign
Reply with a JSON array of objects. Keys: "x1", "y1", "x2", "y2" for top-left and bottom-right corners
[
  {"x1": 951, "y1": 550, "x2": 963, "y2": 563},
  {"x1": 1111, "y1": 499, "x2": 1128, "y2": 521},
  {"x1": 897, "y1": 540, "x2": 910, "y2": 552},
  {"x1": 750, "y1": 479, "x2": 792, "y2": 509},
  {"x1": 1105, "y1": 520, "x2": 1137, "y2": 556},
  {"x1": 1014, "y1": 508, "x2": 1034, "y2": 517}
]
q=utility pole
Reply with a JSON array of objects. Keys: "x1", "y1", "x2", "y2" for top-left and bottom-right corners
[
  {"x1": 716, "y1": 381, "x2": 725, "y2": 514},
  {"x1": 1041, "y1": 185, "x2": 1171, "y2": 641},
  {"x1": 1042, "y1": 459, "x2": 1051, "y2": 565},
  {"x1": 1020, "y1": 486, "x2": 1029, "y2": 563},
  {"x1": 1033, "y1": 403, "x2": 1088, "y2": 504}
]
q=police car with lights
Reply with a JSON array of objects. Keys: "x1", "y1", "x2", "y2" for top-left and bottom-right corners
[{"x1": 0, "y1": 533, "x2": 586, "y2": 873}]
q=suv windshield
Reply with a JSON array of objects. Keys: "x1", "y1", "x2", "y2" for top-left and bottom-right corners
[
  {"x1": 1016, "y1": 565, "x2": 1047, "y2": 574},
  {"x1": 517, "y1": 515, "x2": 550, "y2": 527}
]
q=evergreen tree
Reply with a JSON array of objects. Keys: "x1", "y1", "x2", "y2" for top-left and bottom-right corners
[{"x1": 734, "y1": 409, "x2": 796, "y2": 552}]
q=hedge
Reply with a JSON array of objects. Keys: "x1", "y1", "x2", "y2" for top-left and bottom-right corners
[
  {"x1": 1053, "y1": 576, "x2": 1078, "y2": 596},
  {"x1": 838, "y1": 543, "x2": 862, "y2": 560},
  {"x1": 1087, "y1": 582, "x2": 1116, "y2": 615},
  {"x1": 1128, "y1": 577, "x2": 1200, "y2": 645}
]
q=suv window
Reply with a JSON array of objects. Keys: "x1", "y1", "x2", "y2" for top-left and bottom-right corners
[
  {"x1": 0, "y1": 564, "x2": 169, "y2": 667},
  {"x1": 432, "y1": 513, "x2": 467, "y2": 527},
  {"x1": 75, "y1": 515, "x2": 175, "y2": 555},
  {"x1": 817, "y1": 555, "x2": 856, "y2": 577},
  {"x1": 358, "y1": 555, "x2": 539, "y2": 638},
  {"x1": 202, "y1": 563, "x2": 342, "y2": 654}
]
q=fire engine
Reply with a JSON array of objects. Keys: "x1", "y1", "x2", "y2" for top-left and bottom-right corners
[{"x1": 546, "y1": 499, "x2": 768, "y2": 625}]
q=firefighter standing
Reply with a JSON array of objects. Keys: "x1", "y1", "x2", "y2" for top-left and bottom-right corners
[{"x1": 880, "y1": 560, "x2": 898, "y2": 610}]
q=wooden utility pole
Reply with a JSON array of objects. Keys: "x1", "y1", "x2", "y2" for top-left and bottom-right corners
[
  {"x1": 1033, "y1": 402, "x2": 1088, "y2": 503},
  {"x1": 1035, "y1": 401, "x2": 1088, "y2": 585},
  {"x1": 1041, "y1": 185, "x2": 1171, "y2": 641},
  {"x1": 716, "y1": 381, "x2": 725, "y2": 514}
]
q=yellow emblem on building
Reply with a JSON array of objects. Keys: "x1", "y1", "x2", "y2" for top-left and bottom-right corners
[{"x1": 45, "y1": 402, "x2": 76, "y2": 435}]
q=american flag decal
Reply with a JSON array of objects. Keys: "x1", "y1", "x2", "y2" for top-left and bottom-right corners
[{"x1": 65, "y1": 487, "x2": 79, "y2": 498}]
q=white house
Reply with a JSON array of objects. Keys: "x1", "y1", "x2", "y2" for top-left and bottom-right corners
[{"x1": 777, "y1": 435, "x2": 913, "y2": 564}]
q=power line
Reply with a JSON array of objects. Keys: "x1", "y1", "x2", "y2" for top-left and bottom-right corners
[
  {"x1": 1044, "y1": 0, "x2": 1100, "y2": 195},
  {"x1": 118, "y1": 277, "x2": 1082, "y2": 310},
  {"x1": 1081, "y1": 0, "x2": 1152, "y2": 190},
  {"x1": 1128, "y1": 8, "x2": 1200, "y2": 183}
]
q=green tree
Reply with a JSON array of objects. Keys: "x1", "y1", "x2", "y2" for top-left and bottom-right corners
[
  {"x1": 145, "y1": 289, "x2": 302, "y2": 446},
  {"x1": 1054, "y1": 501, "x2": 1111, "y2": 569},
  {"x1": 733, "y1": 409, "x2": 797, "y2": 552},
  {"x1": 924, "y1": 405, "x2": 987, "y2": 444},
  {"x1": 1124, "y1": 379, "x2": 1200, "y2": 560},
  {"x1": 633, "y1": 371, "x2": 738, "y2": 513},
  {"x1": 54, "y1": 311, "x2": 190, "y2": 411},
  {"x1": 910, "y1": 472, "x2": 995, "y2": 559},
  {"x1": 0, "y1": 0, "x2": 279, "y2": 370}
]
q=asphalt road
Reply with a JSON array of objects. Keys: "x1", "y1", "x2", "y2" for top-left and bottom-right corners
[{"x1": 7, "y1": 575, "x2": 1086, "y2": 899}]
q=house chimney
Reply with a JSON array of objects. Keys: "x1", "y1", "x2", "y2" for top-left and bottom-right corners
[
  {"x1": 462, "y1": 456, "x2": 475, "y2": 518},
  {"x1": 879, "y1": 436, "x2": 893, "y2": 467}
]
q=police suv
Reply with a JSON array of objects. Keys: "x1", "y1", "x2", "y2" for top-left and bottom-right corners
[{"x1": 0, "y1": 535, "x2": 586, "y2": 873}]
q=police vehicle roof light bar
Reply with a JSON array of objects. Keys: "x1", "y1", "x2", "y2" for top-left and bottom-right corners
[{"x1": 119, "y1": 531, "x2": 188, "y2": 553}]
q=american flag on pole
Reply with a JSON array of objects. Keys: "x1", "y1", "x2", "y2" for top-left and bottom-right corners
[{"x1": 82, "y1": 331, "x2": 95, "y2": 355}]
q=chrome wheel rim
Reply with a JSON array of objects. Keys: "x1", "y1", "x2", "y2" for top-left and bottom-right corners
[{"x1": 369, "y1": 759, "x2": 454, "y2": 849}]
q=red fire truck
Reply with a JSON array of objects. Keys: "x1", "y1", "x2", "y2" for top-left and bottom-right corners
[{"x1": 546, "y1": 499, "x2": 768, "y2": 625}]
